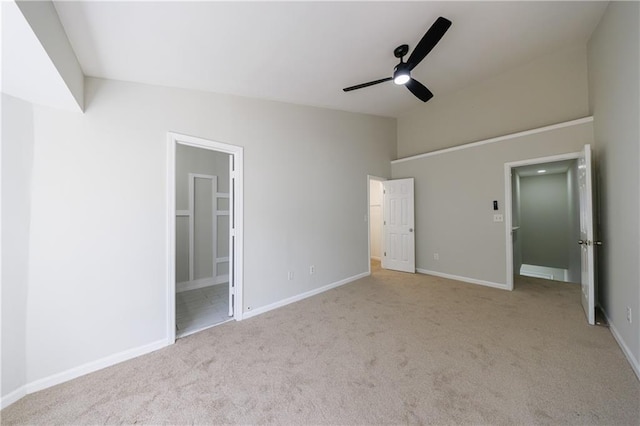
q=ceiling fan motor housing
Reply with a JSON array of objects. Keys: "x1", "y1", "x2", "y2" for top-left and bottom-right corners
[{"x1": 394, "y1": 44, "x2": 409, "y2": 58}]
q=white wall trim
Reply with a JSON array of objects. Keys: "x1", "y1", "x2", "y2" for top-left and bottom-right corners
[
  {"x1": 392, "y1": 116, "x2": 593, "y2": 164},
  {"x1": 416, "y1": 268, "x2": 509, "y2": 291},
  {"x1": 243, "y1": 272, "x2": 369, "y2": 319},
  {"x1": 1, "y1": 386, "x2": 27, "y2": 410},
  {"x1": 177, "y1": 275, "x2": 229, "y2": 293},
  {"x1": 0, "y1": 338, "x2": 169, "y2": 409},
  {"x1": 504, "y1": 150, "x2": 582, "y2": 290},
  {"x1": 600, "y1": 307, "x2": 640, "y2": 381}
]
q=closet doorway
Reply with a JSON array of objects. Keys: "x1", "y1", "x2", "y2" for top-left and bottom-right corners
[
  {"x1": 368, "y1": 175, "x2": 385, "y2": 273},
  {"x1": 167, "y1": 133, "x2": 244, "y2": 342},
  {"x1": 511, "y1": 159, "x2": 581, "y2": 284}
]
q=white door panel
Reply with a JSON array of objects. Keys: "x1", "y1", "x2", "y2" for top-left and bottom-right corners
[
  {"x1": 578, "y1": 144, "x2": 596, "y2": 325},
  {"x1": 382, "y1": 178, "x2": 415, "y2": 273},
  {"x1": 228, "y1": 155, "x2": 234, "y2": 317}
]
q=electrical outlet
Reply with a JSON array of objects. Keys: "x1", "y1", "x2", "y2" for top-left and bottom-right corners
[
  {"x1": 493, "y1": 214, "x2": 504, "y2": 222},
  {"x1": 627, "y1": 307, "x2": 632, "y2": 324},
  {"x1": 310, "y1": 265, "x2": 315, "y2": 275},
  {"x1": 288, "y1": 271, "x2": 294, "y2": 281},
  {"x1": 433, "y1": 253, "x2": 439, "y2": 260}
]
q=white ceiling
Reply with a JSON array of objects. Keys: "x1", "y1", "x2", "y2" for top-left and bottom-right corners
[
  {"x1": 516, "y1": 159, "x2": 575, "y2": 177},
  {"x1": 53, "y1": 1, "x2": 608, "y2": 118}
]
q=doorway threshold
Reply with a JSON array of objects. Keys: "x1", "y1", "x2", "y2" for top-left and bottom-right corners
[{"x1": 177, "y1": 317, "x2": 234, "y2": 339}]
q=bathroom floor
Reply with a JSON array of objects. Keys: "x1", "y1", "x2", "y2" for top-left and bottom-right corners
[{"x1": 176, "y1": 284, "x2": 231, "y2": 338}]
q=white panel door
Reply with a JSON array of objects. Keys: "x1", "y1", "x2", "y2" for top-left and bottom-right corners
[
  {"x1": 382, "y1": 178, "x2": 415, "y2": 273},
  {"x1": 578, "y1": 144, "x2": 596, "y2": 325},
  {"x1": 228, "y1": 155, "x2": 234, "y2": 317}
]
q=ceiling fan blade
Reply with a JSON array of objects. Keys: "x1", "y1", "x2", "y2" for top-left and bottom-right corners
[
  {"x1": 405, "y1": 78, "x2": 433, "y2": 102},
  {"x1": 406, "y1": 16, "x2": 452, "y2": 71},
  {"x1": 343, "y1": 77, "x2": 393, "y2": 92}
]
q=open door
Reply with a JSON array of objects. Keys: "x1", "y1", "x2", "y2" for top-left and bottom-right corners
[
  {"x1": 228, "y1": 155, "x2": 235, "y2": 317},
  {"x1": 578, "y1": 144, "x2": 596, "y2": 325},
  {"x1": 382, "y1": 178, "x2": 415, "y2": 273}
]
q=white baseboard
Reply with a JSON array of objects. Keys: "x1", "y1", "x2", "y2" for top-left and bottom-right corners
[
  {"x1": 24, "y1": 338, "x2": 168, "y2": 397},
  {"x1": 600, "y1": 307, "x2": 640, "y2": 381},
  {"x1": 519, "y1": 264, "x2": 570, "y2": 282},
  {"x1": 177, "y1": 275, "x2": 228, "y2": 293},
  {"x1": 416, "y1": 268, "x2": 509, "y2": 291},
  {"x1": 243, "y1": 272, "x2": 369, "y2": 319},
  {"x1": 1, "y1": 385, "x2": 27, "y2": 410}
]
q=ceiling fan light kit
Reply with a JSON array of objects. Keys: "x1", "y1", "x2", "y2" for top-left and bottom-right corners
[
  {"x1": 393, "y1": 63, "x2": 411, "y2": 85},
  {"x1": 343, "y1": 16, "x2": 452, "y2": 103}
]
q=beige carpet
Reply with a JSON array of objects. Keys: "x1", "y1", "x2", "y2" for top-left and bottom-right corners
[{"x1": 2, "y1": 264, "x2": 639, "y2": 425}]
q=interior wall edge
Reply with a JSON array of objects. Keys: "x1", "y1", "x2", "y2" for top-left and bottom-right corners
[
  {"x1": 0, "y1": 386, "x2": 27, "y2": 411},
  {"x1": 24, "y1": 338, "x2": 167, "y2": 406},
  {"x1": 243, "y1": 271, "x2": 369, "y2": 320},
  {"x1": 600, "y1": 305, "x2": 640, "y2": 381}
]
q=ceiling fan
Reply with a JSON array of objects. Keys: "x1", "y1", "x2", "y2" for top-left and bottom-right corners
[{"x1": 343, "y1": 17, "x2": 452, "y2": 102}]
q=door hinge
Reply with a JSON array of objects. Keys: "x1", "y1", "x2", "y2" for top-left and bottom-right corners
[
  {"x1": 384, "y1": 251, "x2": 386, "y2": 256},
  {"x1": 384, "y1": 220, "x2": 386, "y2": 225}
]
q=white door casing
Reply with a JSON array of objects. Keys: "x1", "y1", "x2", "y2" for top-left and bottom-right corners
[
  {"x1": 167, "y1": 132, "x2": 244, "y2": 345},
  {"x1": 382, "y1": 178, "x2": 416, "y2": 273},
  {"x1": 504, "y1": 146, "x2": 596, "y2": 322},
  {"x1": 578, "y1": 144, "x2": 596, "y2": 325},
  {"x1": 228, "y1": 155, "x2": 234, "y2": 317}
]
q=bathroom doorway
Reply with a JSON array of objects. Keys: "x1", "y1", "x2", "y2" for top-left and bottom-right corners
[
  {"x1": 167, "y1": 133, "x2": 244, "y2": 342},
  {"x1": 175, "y1": 145, "x2": 231, "y2": 337}
]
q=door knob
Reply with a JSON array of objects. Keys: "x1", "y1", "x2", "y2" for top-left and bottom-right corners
[
  {"x1": 594, "y1": 241, "x2": 603, "y2": 246},
  {"x1": 578, "y1": 240, "x2": 585, "y2": 245}
]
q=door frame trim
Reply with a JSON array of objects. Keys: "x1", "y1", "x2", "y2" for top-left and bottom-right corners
[
  {"x1": 167, "y1": 132, "x2": 244, "y2": 344},
  {"x1": 504, "y1": 151, "x2": 581, "y2": 290}
]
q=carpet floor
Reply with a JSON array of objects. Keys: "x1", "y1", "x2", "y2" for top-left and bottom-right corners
[{"x1": 2, "y1": 264, "x2": 639, "y2": 425}]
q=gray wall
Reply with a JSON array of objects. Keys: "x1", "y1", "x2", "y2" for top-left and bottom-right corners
[
  {"x1": 588, "y1": 1, "x2": 640, "y2": 373},
  {"x1": 17, "y1": 77, "x2": 395, "y2": 386},
  {"x1": 175, "y1": 145, "x2": 230, "y2": 209},
  {"x1": 393, "y1": 44, "x2": 592, "y2": 286},
  {"x1": 397, "y1": 45, "x2": 589, "y2": 158},
  {"x1": 392, "y1": 123, "x2": 592, "y2": 286},
  {"x1": 1, "y1": 95, "x2": 34, "y2": 399},
  {"x1": 520, "y1": 173, "x2": 569, "y2": 269},
  {"x1": 175, "y1": 145, "x2": 230, "y2": 284}
]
